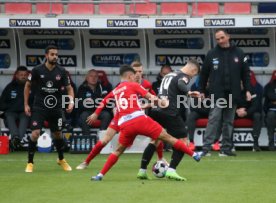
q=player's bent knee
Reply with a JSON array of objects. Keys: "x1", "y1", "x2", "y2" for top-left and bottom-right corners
[
  {"x1": 52, "y1": 131, "x2": 62, "y2": 139},
  {"x1": 31, "y1": 130, "x2": 40, "y2": 141}
]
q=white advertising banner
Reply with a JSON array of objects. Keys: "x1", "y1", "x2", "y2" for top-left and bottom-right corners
[
  {"x1": 17, "y1": 29, "x2": 82, "y2": 69},
  {"x1": 82, "y1": 29, "x2": 147, "y2": 70},
  {"x1": 0, "y1": 29, "x2": 17, "y2": 70},
  {"x1": 147, "y1": 29, "x2": 211, "y2": 70}
]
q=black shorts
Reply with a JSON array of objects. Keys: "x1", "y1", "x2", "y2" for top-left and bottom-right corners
[
  {"x1": 149, "y1": 110, "x2": 187, "y2": 138},
  {"x1": 31, "y1": 109, "x2": 63, "y2": 132}
]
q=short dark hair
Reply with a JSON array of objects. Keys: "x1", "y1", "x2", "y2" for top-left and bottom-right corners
[
  {"x1": 45, "y1": 45, "x2": 58, "y2": 54},
  {"x1": 215, "y1": 28, "x2": 229, "y2": 35},
  {"x1": 120, "y1": 64, "x2": 135, "y2": 76},
  {"x1": 161, "y1": 65, "x2": 172, "y2": 71},
  {"x1": 16, "y1": 65, "x2": 28, "y2": 72},
  {"x1": 187, "y1": 59, "x2": 201, "y2": 73}
]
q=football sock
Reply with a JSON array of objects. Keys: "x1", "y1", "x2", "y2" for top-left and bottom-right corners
[
  {"x1": 140, "y1": 143, "x2": 156, "y2": 169},
  {"x1": 100, "y1": 153, "x2": 119, "y2": 175},
  {"x1": 85, "y1": 141, "x2": 104, "y2": 164},
  {"x1": 28, "y1": 139, "x2": 37, "y2": 163},
  {"x1": 173, "y1": 140, "x2": 194, "y2": 157},
  {"x1": 53, "y1": 139, "x2": 65, "y2": 160},
  {"x1": 169, "y1": 149, "x2": 184, "y2": 169},
  {"x1": 156, "y1": 141, "x2": 164, "y2": 159}
]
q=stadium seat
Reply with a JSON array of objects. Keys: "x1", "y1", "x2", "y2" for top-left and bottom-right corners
[
  {"x1": 224, "y1": 3, "x2": 251, "y2": 14},
  {"x1": 5, "y1": 3, "x2": 32, "y2": 14},
  {"x1": 195, "y1": 118, "x2": 208, "y2": 127},
  {"x1": 192, "y1": 3, "x2": 219, "y2": 16},
  {"x1": 89, "y1": 120, "x2": 101, "y2": 128},
  {"x1": 67, "y1": 3, "x2": 94, "y2": 15},
  {"x1": 129, "y1": 2, "x2": 157, "y2": 15},
  {"x1": 270, "y1": 70, "x2": 276, "y2": 83},
  {"x1": 258, "y1": 3, "x2": 276, "y2": 13},
  {"x1": 98, "y1": 3, "x2": 125, "y2": 15},
  {"x1": 233, "y1": 118, "x2": 253, "y2": 128},
  {"x1": 36, "y1": 3, "x2": 63, "y2": 15},
  {"x1": 160, "y1": 2, "x2": 188, "y2": 15}
]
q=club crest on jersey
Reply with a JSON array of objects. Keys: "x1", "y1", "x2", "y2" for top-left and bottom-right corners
[
  {"x1": 56, "y1": 75, "x2": 61, "y2": 81},
  {"x1": 212, "y1": 58, "x2": 219, "y2": 70},
  {"x1": 46, "y1": 81, "x2": 53, "y2": 88},
  {"x1": 32, "y1": 121, "x2": 38, "y2": 126},
  {"x1": 40, "y1": 75, "x2": 44, "y2": 78},
  {"x1": 234, "y1": 57, "x2": 239, "y2": 63}
]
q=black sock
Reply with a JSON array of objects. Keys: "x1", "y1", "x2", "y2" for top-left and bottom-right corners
[
  {"x1": 28, "y1": 139, "x2": 37, "y2": 164},
  {"x1": 169, "y1": 149, "x2": 184, "y2": 169},
  {"x1": 53, "y1": 139, "x2": 65, "y2": 160},
  {"x1": 140, "y1": 143, "x2": 156, "y2": 169}
]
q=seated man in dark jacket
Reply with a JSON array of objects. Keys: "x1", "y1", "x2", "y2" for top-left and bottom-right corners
[
  {"x1": 236, "y1": 82, "x2": 263, "y2": 151},
  {"x1": 77, "y1": 69, "x2": 112, "y2": 135},
  {"x1": 263, "y1": 72, "x2": 276, "y2": 151},
  {"x1": 0, "y1": 66, "x2": 31, "y2": 148}
]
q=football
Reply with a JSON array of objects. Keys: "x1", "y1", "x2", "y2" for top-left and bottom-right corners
[{"x1": 152, "y1": 160, "x2": 168, "y2": 178}]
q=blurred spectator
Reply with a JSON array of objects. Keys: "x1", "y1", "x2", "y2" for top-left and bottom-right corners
[
  {"x1": 235, "y1": 80, "x2": 262, "y2": 152},
  {"x1": 77, "y1": 69, "x2": 112, "y2": 134},
  {"x1": 263, "y1": 71, "x2": 276, "y2": 151},
  {"x1": 131, "y1": 61, "x2": 155, "y2": 95},
  {"x1": 0, "y1": 66, "x2": 30, "y2": 148},
  {"x1": 152, "y1": 65, "x2": 173, "y2": 94}
]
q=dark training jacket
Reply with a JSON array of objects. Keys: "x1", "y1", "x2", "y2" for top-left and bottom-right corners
[{"x1": 199, "y1": 44, "x2": 251, "y2": 103}]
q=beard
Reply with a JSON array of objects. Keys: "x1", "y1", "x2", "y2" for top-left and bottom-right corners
[{"x1": 48, "y1": 59, "x2": 57, "y2": 65}]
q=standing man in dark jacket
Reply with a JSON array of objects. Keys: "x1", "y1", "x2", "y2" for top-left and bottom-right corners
[
  {"x1": 77, "y1": 69, "x2": 112, "y2": 134},
  {"x1": 263, "y1": 73, "x2": 276, "y2": 151},
  {"x1": 0, "y1": 66, "x2": 30, "y2": 148},
  {"x1": 199, "y1": 29, "x2": 251, "y2": 156}
]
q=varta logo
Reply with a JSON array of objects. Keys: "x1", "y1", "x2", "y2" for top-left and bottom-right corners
[
  {"x1": 107, "y1": 19, "x2": 138, "y2": 27},
  {"x1": 90, "y1": 39, "x2": 140, "y2": 48},
  {"x1": 154, "y1": 29, "x2": 204, "y2": 35},
  {"x1": 0, "y1": 40, "x2": 10, "y2": 48},
  {"x1": 58, "y1": 19, "x2": 89, "y2": 27},
  {"x1": 204, "y1": 18, "x2": 235, "y2": 26},
  {"x1": 23, "y1": 29, "x2": 74, "y2": 35},
  {"x1": 155, "y1": 19, "x2": 186, "y2": 27},
  {"x1": 231, "y1": 38, "x2": 269, "y2": 47},
  {"x1": 253, "y1": 18, "x2": 276, "y2": 25},
  {"x1": 26, "y1": 55, "x2": 77, "y2": 67},
  {"x1": 156, "y1": 55, "x2": 204, "y2": 66},
  {"x1": 9, "y1": 19, "x2": 41, "y2": 27}
]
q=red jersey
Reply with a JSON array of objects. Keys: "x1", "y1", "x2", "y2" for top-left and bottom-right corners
[
  {"x1": 95, "y1": 81, "x2": 148, "y2": 125},
  {"x1": 141, "y1": 79, "x2": 156, "y2": 95}
]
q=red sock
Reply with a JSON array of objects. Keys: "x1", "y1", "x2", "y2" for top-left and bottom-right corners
[
  {"x1": 100, "y1": 153, "x2": 119, "y2": 175},
  {"x1": 85, "y1": 141, "x2": 104, "y2": 164},
  {"x1": 173, "y1": 140, "x2": 194, "y2": 157},
  {"x1": 156, "y1": 141, "x2": 164, "y2": 159}
]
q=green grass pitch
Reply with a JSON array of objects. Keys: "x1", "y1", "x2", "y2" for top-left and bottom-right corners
[{"x1": 1, "y1": 151, "x2": 276, "y2": 203}]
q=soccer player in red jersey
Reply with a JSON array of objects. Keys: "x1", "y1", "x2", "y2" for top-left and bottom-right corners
[
  {"x1": 87, "y1": 65, "x2": 203, "y2": 181},
  {"x1": 75, "y1": 65, "x2": 164, "y2": 170}
]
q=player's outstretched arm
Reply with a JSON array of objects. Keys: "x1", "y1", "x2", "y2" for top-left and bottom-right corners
[
  {"x1": 66, "y1": 85, "x2": 74, "y2": 113},
  {"x1": 24, "y1": 81, "x2": 31, "y2": 117},
  {"x1": 86, "y1": 91, "x2": 114, "y2": 125},
  {"x1": 144, "y1": 93, "x2": 169, "y2": 108}
]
